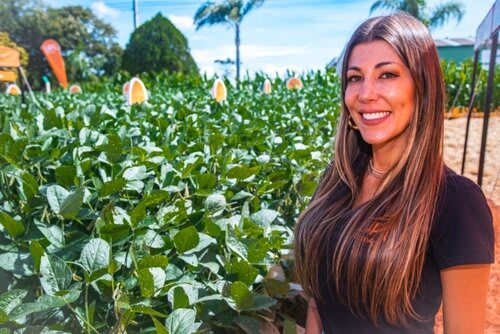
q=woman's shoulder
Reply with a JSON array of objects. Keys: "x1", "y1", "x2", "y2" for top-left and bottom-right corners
[
  {"x1": 432, "y1": 166, "x2": 494, "y2": 269},
  {"x1": 435, "y1": 166, "x2": 493, "y2": 231},
  {"x1": 441, "y1": 166, "x2": 488, "y2": 204}
]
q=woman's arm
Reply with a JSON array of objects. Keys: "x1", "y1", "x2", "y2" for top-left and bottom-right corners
[
  {"x1": 440, "y1": 264, "x2": 491, "y2": 334},
  {"x1": 306, "y1": 298, "x2": 323, "y2": 334}
]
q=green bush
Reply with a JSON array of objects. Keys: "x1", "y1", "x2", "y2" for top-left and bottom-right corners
[
  {"x1": 122, "y1": 13, "x2": 198, "y2": 76},
  {"x1": 440, "y1": 57, "x2": 499, "y2": 111}
]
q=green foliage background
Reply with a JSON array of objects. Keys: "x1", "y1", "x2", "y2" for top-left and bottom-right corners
[
  {"x1": 122, "y1": 13, "x2": 198, "y2": 76},
  {"x1": 0, "y1": 70, "x2": 339, "y2": 333}
]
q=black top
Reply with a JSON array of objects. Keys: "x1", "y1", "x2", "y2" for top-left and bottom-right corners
[{"x1": 316, "y1": 168, "x2": 495, "y2": 333}]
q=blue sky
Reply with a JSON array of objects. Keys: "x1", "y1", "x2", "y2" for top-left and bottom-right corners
[{"x1": 47, "y1": 0, "x2": 495, "y2": 77}]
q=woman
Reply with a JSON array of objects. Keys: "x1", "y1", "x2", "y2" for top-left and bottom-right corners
[{"x1": 294, "y1": 12, "x2": 494, "y2": 334}]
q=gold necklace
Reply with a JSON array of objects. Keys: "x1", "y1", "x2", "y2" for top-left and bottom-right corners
[{"x1": 368, "y1": 160, "x2": 386, "y2": 179}]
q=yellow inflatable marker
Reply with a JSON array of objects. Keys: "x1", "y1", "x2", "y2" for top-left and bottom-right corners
[
  {"x1": 211, "y1": 78, "x2": 227, "y2": 102},
  {"x1": 286, "y1": 77, "x2": 303, "y2": 90},
  {"x1": 127, "y1": 77, "x2": 148, "y2": 105},
  {"x1": 5, "y1": 83, "x2": 21, "y2": 95},
  {"x1": 69, "y1": 84, "x2": 82, "y2": 94},
  {"x1": 263, "y1": 78, "x2": 272, "y2": 94},
  {"x1": 122, "y1": 81, "x2": 130, "y2": 96}
]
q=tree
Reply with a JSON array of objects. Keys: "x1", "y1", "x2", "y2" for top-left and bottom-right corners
[
  {"x1": 369, "y1": 0, "x2": 465, "y2": 29},
  {"x1": 122, "y1": 13, "x2": 198, "y2": 76},
  {"x1": 0, "y1": 0, "x2": 122, "y2": 88},
  {"x1": 194, "y1": 0, "x2": 265, "y2": 81}
]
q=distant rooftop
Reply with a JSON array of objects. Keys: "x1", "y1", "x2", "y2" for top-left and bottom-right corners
[{"x1": 434, "y1": 38, "x2": 475, "y2": 47}]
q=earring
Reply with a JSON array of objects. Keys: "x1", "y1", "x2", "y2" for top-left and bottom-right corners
[{"x1": 348, "y1": 115, "x2": 359, "y2": 130}]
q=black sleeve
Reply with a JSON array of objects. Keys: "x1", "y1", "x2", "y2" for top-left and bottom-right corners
[{"x1": 431, "y1": 174, "x2": 495, "y2": 270}]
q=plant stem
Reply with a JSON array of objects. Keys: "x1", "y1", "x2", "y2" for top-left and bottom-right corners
[{"x1": 85, "y1": 282, "x2": 91, "y2": 334}]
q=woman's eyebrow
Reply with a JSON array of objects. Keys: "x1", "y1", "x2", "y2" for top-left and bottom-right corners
[{"x1": 347, "y1": 61, "x2": 400, "y2": 71}]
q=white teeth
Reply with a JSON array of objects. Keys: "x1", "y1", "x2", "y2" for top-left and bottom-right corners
[{"x1": 362, "y1": 112, "x2": 390, "y2": 120}]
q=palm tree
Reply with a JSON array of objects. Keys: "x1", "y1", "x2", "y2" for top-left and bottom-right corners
[
  {"x1": 194, "y1": 0, "x2": 265, "y2": 81},
  {"x1": 369, "y1": 0, "x2": 465, "y2": 29}
]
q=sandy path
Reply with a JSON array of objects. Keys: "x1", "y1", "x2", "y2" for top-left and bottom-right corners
[{"x1": 435, "y1": 117, "x2": 500, "y2": 333}]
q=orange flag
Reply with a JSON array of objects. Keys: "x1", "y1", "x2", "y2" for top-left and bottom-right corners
[{"x1": 40, "y1": 39, "x2": 68, "y2": 89}]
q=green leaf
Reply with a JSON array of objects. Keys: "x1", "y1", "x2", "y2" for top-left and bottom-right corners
[
  {"x1": 138, "y1": 255, "x2": 169, "y2": 269},
  {"x1": 226, "y1": 165, "x2": 260, "y2": 180},
  {"x1": 264, "y1": 279, "x2": 289, "y2": 297},
  {"x1": 55, "y1": 165, "x2": 76, "y2": 188},
  {"x1": 251, "y1": 209, "x2": 279, "y2": 227},
  {"x1": 234, "y1": 315, "x2": 261, "y2": 334},
  {"x1": 283, "y1": 318, "x2": 297, "y2": 334},
  {"x1": 0, "y1": 310, "x2": 7, "y2": 324},
  {"x1": 0, "y1": 210, "x2": 24, "y2": 238},
  {"x1": 204, "y1": 194, "x2": 226, "y2": 214},
  {"x1": 0, "y1": 252, "x2": 33, "y2": 276},
  {"x1": 208, "y1": 133, "x2": 224, "y2": 152},
  {"x1": 142, "y1": 190, "x2": 170, "y2": 207},
  {"x1": 226, "y1": 226, "x2": 248, "y2": 260},
  {"x1": 230, "y1": 190, "x2": 253, "y2": 201},
  {"x1": 229, "y1": 259, "x2": 259, "y2": 285},
  {"x1": 103, "y1": 133, "x2": 122, "y2": 163},
  {"x1": 0, "y1": 289, "x2": 27, "y2": 315},
  {"x1": 197, "y1": 173, "x2": 216, "y2": 190},
  {"x1": 99, "y1": 223, "x2": 130, "y2": 241},
  {"x1": 143, "y1": 229, "x2": 166, "y2": 249},
  {"x1": 46, "y1": 185, "x2": 69, "y2": 214},
  {"x1": 178, "y1": 253, "x2": 198, "y2": 267},
  {"x1": 37, "y1": 223, "x2": 64, "y2": 248},
  {"x1": 173, "y1": 287, "x2": 189, "y2": 310},
  {"x1": 100, "y1": 178, "x2": 127, "y2": 197},
  {"x1": 21, "y1": 172, "x2": 38, "y2": 200},
  {"x1": 150, "y1": 267, "x2": 166, "y2": 295},
  {"x1": 79, "y1": 238, "x2": 110, "y2": 275},
  {"x1": 46, "y1": 185, "x2": 84, "y2": 219},
  {"x1": 30, "y1": 240, "x2": 44, "y2": 272},
  {"x1": 230, "y1": 281, "x2": 254, "y2": 310},
  {"x1": 173, "y1": 226, "x2": 199, "y2": 254},
  {"x1": 123, "y1": 166, "x2": 150, "y2": 181},
  {"x1": 59, "y1": 188, "x2": 84, "y2": 219},
  {"x1": 130, "y1": 305, "x2": 166, "y2": 317},
  {"x1": 137, "y1": 268, "x2": 154, "y2": 298},
  {"x1": 40, "y1": 254, "x2": 72, "y2": 296},
  {"x1": 243, "y1": 294, "x2": 277, "y2": 311},
  {"x1": 153, "y1": 316, "x2": 169, "y2": 334},
  {"x1": 164, "y1": 308, "x2": 198, "y2": 334},
  {"x1": 9, "y1": 290, "x2": 80, "y2": 319}
]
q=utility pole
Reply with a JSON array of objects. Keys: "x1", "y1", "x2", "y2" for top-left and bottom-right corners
[{"x1": 133, "y1": 0, "x2": 139, "y2": 29}]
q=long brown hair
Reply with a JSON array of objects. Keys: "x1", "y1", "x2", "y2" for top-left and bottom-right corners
[{"x1": 294, "y1": 12, "x2": 445, "y2": 326}]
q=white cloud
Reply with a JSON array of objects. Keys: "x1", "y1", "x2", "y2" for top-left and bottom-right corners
[
  {"x1": 169, "y1": 15, "x2": 195, "y2": 30},
  {"x1": 91, "y1": 1, "x2": 119, "y2": 18}
]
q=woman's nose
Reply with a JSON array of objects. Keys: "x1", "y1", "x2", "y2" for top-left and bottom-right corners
[{"x1": 358, "y1": 78, "x2": 378, "y2": 102}]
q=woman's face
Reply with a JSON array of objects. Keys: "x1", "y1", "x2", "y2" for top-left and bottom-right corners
[{"x1": 345, "y1": 40, "x2": 415, "y2": 149}]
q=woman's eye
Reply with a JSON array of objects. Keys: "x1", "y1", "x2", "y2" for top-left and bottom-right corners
[
  {"x1": 347, "y1": 75, "x2": 362, "y2": 83},
  {"x1": 380, "y1": 72, "x2": 398, "y2": 79}
]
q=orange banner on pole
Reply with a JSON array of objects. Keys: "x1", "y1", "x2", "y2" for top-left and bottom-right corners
[{"x1": 40, "y1": 39, "x2": 68, "y2": 89}]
